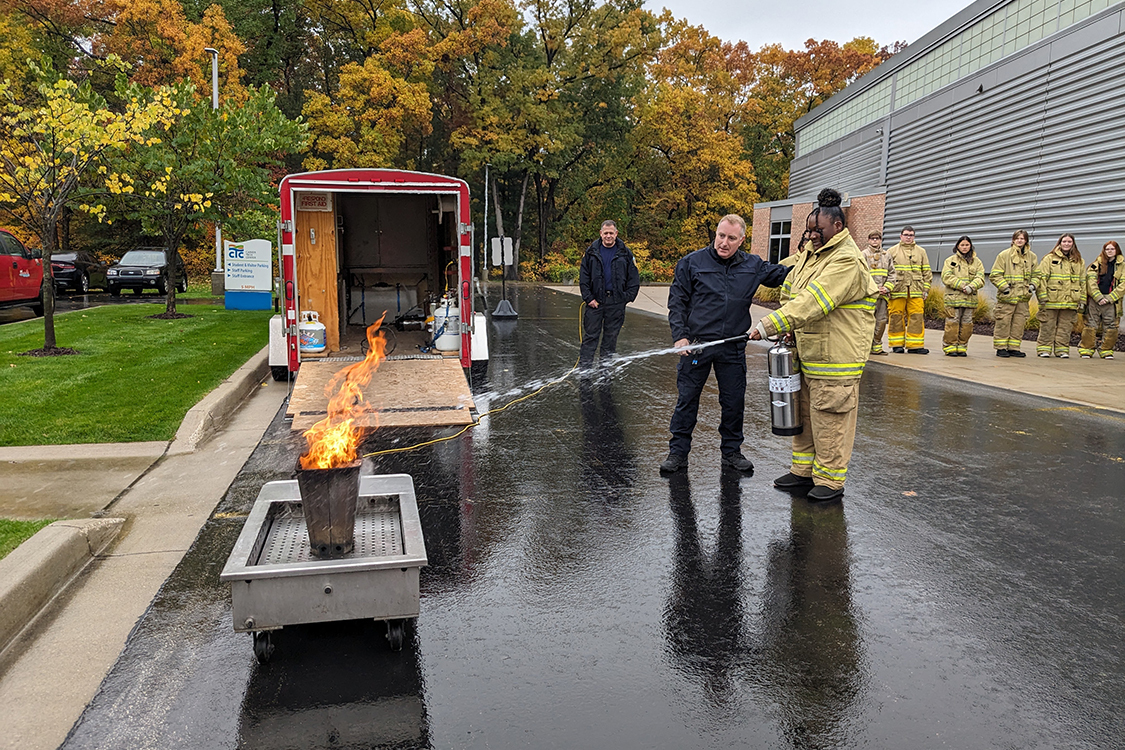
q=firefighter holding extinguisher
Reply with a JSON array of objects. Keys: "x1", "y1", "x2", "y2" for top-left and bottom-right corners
[{"x1": 750, "y1": 188, "x2": 877, "y2": 503}]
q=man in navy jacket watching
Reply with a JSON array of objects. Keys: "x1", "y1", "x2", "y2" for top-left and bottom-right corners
[
  {"x1": 660, "y1": 214, "x2": 791, "y2": 475},
  {"x1": 579, "y1": 220, "x2": 640, "y2": 369}
]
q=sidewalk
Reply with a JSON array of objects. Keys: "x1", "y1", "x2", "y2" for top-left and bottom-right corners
[
  {"x1": 548, "y1": 284, "x2": 1125, "y2": 415},
  {"x1": 0, "y1": 346, "x2": 284, "y2": 750}
]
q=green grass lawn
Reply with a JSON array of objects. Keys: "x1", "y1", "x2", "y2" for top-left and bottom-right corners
[
  {"x1": 0, "y1": 518, "x2": 54, "y2": 561},
  {"x1": 1, "y1": 304, "x2": 273, "y2": 446}
]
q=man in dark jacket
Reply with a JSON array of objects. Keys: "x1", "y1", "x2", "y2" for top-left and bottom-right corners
[
  {"x1": 579, "y1": 220, "x2": 640, "y2": 369},
  {"x1": 661, "y1": 214, "x2": 790, "y2": 475}
]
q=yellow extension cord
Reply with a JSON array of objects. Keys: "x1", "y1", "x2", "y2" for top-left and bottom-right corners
[{"x1": 361, "y1": 300, "x2": 585, "y2": 458}]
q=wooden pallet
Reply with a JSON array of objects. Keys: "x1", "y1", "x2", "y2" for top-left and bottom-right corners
[{"x1": 287, "y1": 358, "x2": 476, "y2": 431}]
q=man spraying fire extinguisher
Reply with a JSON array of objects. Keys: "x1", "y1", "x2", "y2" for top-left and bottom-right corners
[{"x1": 750, "y1": 188, "x2": 877, "y2": 503}]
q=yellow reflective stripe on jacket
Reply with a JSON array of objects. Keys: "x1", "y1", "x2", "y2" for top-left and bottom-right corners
[
  {"x1": 839, "y1": 296, "x2": 877, "y2": 311},
  {"x1": 808, "y1": 280, "x2": 836, "y2": 315},
  {"x1": 764, "y1": 310, "x2": 792, "y2": 333},
  {"x1": 800, "y1": 361, "x2": 866, "y2": 378}
]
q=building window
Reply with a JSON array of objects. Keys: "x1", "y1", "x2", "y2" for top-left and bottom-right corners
[{"x1": 769, "y1": 220, "x2": 792, "y2": 264}]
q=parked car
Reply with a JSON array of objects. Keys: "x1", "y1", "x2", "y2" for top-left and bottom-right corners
[
  {"x1": 0, "y1": 230, "x2": 44, "y2": 315},
  {"x1": 51, "y1": 250, "x2": 109, "y2": 294},
  {"x1": 107, "y1": 247, "x2": 188, "y2": 296}
]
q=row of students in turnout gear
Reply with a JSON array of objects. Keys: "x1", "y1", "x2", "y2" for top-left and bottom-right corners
[{"x1": 862, "y1": 227, "x2": 1123, "y2": 359}]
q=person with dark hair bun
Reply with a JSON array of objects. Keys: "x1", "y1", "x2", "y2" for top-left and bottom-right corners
[
  {"x1": 940, "y1": 236, "x2": 985, "y2": 356},
  {"x1": 1079, "y1": 241, "x2": 1123, "y2": 358},
  {"x1": 750, "y1": 188, "x2": 878, "y2": 503}
]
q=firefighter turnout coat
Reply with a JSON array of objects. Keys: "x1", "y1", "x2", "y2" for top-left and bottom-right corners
[
  {"x1": 990, "y1": 245, "x2": 1038, "y2": 303},
  {"x1": 861, "y1": 246, "x2": 897, "y2": 294},
  {"x1": 1035, "y1": 247, "x2": 1086, "y2": 310},
  {"x1": 887, "y1": 242, "x2": 931, "y2": 299},
  {"x1": 941, "y1": 252, "x2": 986, "y2": 307},
  {"x1": 760, "y1": 229, "x2": 879, "y2": 379},
  {"x1": 1086, "y1": 256, "x2": 1124, "y2": 313}
]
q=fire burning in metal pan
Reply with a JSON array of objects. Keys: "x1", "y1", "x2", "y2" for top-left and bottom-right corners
[{"x1": 299, "y1": 315, "x2": 388, "y2": 469}]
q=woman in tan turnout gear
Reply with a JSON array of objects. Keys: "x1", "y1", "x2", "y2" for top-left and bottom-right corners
[
  {"x1": 989, "y1": 229, "x2": 1037, "y2": 358},
  {"x1": 940, "y1": 235, "x2": 985, "y2": 356},
  {"x1": 887, "y1": 226, "x2": 931, "y2": 354},
  {"x1": 1079, "y1": 240, "x2": 1123, "y2": 358},
  {"x1": 751, "y1": 188, "x2": 878, "y2": 503},
  {"x1": 1034, "y1": 233, "x2": 1085, "y2": 358}
]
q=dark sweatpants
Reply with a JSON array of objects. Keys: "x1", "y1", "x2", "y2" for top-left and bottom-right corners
[
  {"x1": 580, "y1": 301, "x2": 627, "y2": 368},
  {"x1": 668, "y1": 342, "x2": 747, "y2": 457}
]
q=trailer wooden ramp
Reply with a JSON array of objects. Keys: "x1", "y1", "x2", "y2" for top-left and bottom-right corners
[{"x1": 286, "y1": 358, "x2": 476, "y2": 432}]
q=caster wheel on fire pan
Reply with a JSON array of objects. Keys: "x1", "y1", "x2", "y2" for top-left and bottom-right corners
[{"x1": 252, "y1": 631, "x2": 275, "y2": 663}]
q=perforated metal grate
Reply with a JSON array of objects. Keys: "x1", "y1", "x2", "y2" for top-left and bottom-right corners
[{"x1": 259, "y1": 502, "x2": 404, "y2": 565}]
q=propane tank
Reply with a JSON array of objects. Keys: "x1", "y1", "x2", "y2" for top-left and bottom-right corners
[
  {"x1": 298, "y1": 311, "x2": 327, "y2": 354},
  {"x1": 767, "y1": 339, "x2": 803, "y2": 436},
  {"x1": 431, "y1": 295, "x2": 461, "y2": 352}
]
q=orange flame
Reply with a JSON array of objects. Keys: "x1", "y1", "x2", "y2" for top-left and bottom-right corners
[{"x1": 299, "y1": 314, "x2": 389, "y2": 469}]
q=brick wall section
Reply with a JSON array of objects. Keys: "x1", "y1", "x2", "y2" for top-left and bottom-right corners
[
  {"x1": 750, "y1": 207, "x2": 771, "y2": 259},
  {"x1": 845, "y1": 194, "x2": 887, "y2": 244},
  {"x1": 789, "y1": 202, "x2": 814, "y2": 256},
  {"x1": 753, "y1": 193, "x2": 886, "y2": 260}
]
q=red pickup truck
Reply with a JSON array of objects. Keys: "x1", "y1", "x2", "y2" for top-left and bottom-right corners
[{"x1": 0, "y1": 230, "x2": 44, "y2": 316}]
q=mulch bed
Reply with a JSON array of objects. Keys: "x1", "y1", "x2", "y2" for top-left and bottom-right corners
[
  {"x1": 147, "y1": 312, "x2": 193, "y2": 320},
  {"x1": 19, "y1": 346, "x2": 80, "y2": 356}
]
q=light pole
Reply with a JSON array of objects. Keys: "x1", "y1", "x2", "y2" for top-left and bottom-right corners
[
  {"x1": 204, "y1": 47, "x2": 223, "y2": 295},
  {"x1": 482, "y1": 163, "x2": 490, "y2": 280}
]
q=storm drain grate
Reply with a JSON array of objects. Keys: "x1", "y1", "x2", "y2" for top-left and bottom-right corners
[{"x1": 259, "y1": 502, "x2": 404, "y2": 565}]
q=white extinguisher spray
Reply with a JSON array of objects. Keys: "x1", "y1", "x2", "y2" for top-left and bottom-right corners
[{"x1": 767, "y1": 337, "x2": 803, "y2": 436}]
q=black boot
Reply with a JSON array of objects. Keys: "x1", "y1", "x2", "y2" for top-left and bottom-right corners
[{"x1": 659, "y1": 453, "x2": 688, "y2": 474}]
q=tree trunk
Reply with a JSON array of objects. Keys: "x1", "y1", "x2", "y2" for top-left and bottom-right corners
[
  {"x1": 41, "y1": 214, "x2": 58, "y2": 349},
  {"x1": 164, "y1": 224, "x2": 187, "y2": 316},
  {"x1": 512, "y1": 171, "x2": 529, "y2": 280}
]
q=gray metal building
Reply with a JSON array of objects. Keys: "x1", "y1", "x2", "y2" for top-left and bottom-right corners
[{"x1": 753, "y1": 0, "x2": 1125, "y2": 274}]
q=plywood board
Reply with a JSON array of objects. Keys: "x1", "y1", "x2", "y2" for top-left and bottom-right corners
[
  {"x1": 295, "y1": 210, "x2": 340, "y2": 352},
  {"x1": 288, "y1": 358, "x2": 476, "y2": 432}
]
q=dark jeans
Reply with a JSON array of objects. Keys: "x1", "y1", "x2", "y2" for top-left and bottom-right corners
[
  {"x1": 580, "y1": 301, "x2": 627, "y2": 367},
  {"x1": 668, "y1": 343, "x2": 747, "y2": 457}
]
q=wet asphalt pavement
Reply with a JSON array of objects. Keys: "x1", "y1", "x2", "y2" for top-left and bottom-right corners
[{"x1": 61, "y1": 286, "x2": 1124, "y2": 749}]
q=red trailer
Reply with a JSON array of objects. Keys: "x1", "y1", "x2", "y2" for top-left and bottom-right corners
[{"x1": 269, "y1": 169, "x2": 487, "y2": 380}]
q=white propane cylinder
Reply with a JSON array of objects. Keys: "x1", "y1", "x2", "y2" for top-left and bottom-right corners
[
  {"x1": 432, "y1": 301, "x2": 461, "y2": 352},
  {"x1": 298, "y1": 311, "x2": 327, "y2": 354}
]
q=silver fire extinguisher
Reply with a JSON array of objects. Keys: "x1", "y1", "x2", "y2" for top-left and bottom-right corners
[{"x1": 768, "y1": 338, "x2": 803, "y2": 436}]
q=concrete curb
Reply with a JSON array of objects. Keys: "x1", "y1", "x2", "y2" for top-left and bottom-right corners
[
  {"x1": 167, "y1": 345, "x2": 270, "y2": 456},
  {"x1": 0, "y1": 518, "x2": 125, "y2": 654}
]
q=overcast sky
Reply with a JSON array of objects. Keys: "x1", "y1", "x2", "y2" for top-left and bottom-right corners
[{"x1": 646, "y1": 0, "x2": 974, "y2": 51}]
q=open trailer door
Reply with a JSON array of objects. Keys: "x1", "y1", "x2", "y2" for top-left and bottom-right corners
[{"x1": 272, "y1": 169, "x2": 485, "y2": 428}]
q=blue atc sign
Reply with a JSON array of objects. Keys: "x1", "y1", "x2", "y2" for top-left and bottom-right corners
[{"x1": 224, "y1": 238, "x2": 272, "y2": 310}]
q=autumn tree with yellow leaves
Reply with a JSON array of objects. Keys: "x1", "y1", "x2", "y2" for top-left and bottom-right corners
[
  {"x1": 94, "y1": 81, "x2": 305, "y2": 316},
  {"x1": 0, "y1": 57, "x2": 175, "y2": 352}
]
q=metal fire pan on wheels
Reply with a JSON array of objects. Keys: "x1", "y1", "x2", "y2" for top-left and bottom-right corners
[{"x1": 220, "y1": 473, "x2": 428, "y2": 661}]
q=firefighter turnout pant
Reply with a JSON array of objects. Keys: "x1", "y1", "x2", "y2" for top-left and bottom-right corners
[
  {"x1": 993, "y1": 300, "x2": 1029, "y2": 351},
  {"x1": 888, "y1": 296, "x2": 925, "y2": 349},
  {"x1": 1036, "y1": 308, "x2": 1078, "y2": 356},
  {"x1": 943, "y1": 307, "x2": 974, "y2": 355},
  {"x1": 1079, "y1": 301, "x2": 1120, "y2": 358},
  {"x1": 580, "y1": 301, "x2": 627, "y2": 368},
  {"x1": 872, "y1": 297, "x2": 889, "y2": 353},
  {"x1": 668, "y1": 343, "x2": 746, "y2": 457},
  {"x1": 790, "y1": 377, "x2": 860, "y2": 491}
]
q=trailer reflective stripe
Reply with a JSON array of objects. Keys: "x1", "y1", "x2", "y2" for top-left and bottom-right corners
[
  {"x1": 282, "y1": 244, "x2": 295, "y2": 256},
  {"x1": 460, "y1": 244, "x2": 471, "y2": 256}
]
